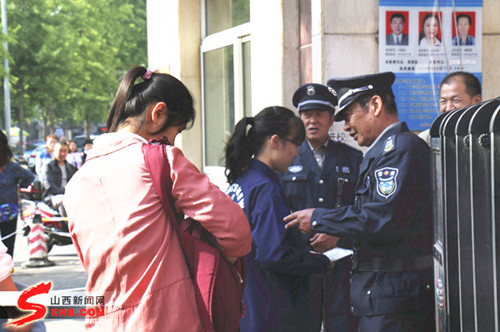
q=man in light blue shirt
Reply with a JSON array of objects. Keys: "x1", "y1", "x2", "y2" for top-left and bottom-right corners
[{"x1": 452, "y1": 14, "x2": 475, "y2": 46}]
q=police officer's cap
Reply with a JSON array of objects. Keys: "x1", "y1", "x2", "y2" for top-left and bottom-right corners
[
  {"x1": 327, "y1": 72, "x2": 396, "y2": 122},
  {"x1": 292, "y1": 83, "x2": 337, "y2": 114}
]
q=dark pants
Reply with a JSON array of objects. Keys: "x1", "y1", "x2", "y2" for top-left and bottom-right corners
[
  {"x1": 358, "y1": 309, "x2": 435, "y2": 332},
  {"x1": 310, "y1": 256, "x2": 358, "y2": 332},
  {"x1": 0, "y1": 219, "x2": 17, "y2": 257}
]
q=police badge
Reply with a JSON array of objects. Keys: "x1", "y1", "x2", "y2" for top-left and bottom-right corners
[
  {"x1": 375, "y1": 167, "x2": 399, "y2": 198},
  {"x1": 288, "y1": 165, "x2": 303, "y2": 173},
  {"x1": 306, "y1": 85, "x2": 316, "y2": 96},
  {"x1": 327, "y1": 86, "x2": 337, "y2": 97}
]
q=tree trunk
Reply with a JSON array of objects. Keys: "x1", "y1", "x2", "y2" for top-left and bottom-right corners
[
  {"x1": 42, "y1": 114, "x2": 47, "y2": 139},
  {"x1": 18, "y1": 83, "x2": 25, "y2": 155},
  {"x1": 84, "y1": 112, "x2": 90, "y2": 138},
  {"x1": 48, "y1": 102, "x2": 55, "y2": 134}
]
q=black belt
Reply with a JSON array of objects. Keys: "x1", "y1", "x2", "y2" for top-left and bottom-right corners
[{"x1": 355, "y1": 255, "x2": 433, "y2": 272}]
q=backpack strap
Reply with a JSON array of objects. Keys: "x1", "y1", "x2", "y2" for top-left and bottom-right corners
[
  {"x1": 142, "y1": 138, "x2": 202, "y2": 258},
  {"x1": 141, "y1": 137, "x2": 177, "y2": 212},
  {"x1": 142, "y1": 137, "x2": 217, "y2": 331}
]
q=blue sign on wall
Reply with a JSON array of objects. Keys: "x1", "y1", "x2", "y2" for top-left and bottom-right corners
[{"x1": 379, "y1": 0, "x2": 483, "y2": 130}]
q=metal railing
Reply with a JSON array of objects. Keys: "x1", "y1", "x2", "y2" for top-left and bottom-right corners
[{"x1": 430, "y1": 97, "x2": 500, "y2": 332}]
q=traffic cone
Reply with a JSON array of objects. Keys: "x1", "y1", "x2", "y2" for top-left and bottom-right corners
[{"x1": 22, "y1": 214, "x2": 55, "y2": 268}]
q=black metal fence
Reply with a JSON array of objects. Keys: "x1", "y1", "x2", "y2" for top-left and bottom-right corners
[{"x1": 430, "y1": 97, "x2": 500, "y2": 332}]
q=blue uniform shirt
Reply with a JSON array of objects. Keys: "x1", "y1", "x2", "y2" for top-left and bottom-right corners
[
  {"x1": 281, "y1": 139, "x2": 362, "y2": 331},
  {"x1": 226, "y1": 159, "x2": 330, "y2": 331},
  {"x1": 310, "y1": 122, "x2": 434, "y2": 316},
  {"x1": 281, "y1": 139, "x2": 362, "y2": 212}
]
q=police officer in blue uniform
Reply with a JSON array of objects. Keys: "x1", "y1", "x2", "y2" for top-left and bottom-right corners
[
  {"x1": 281, "y1": 83, "x2": 362, "y2": 332},
  {"x1": 284, "y1": 72, "x2": 434, "y2": 332}
]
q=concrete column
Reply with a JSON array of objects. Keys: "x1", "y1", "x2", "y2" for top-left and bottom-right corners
[
  {"x1": 147, "y1": 0, "x2": 202, "y2": 168},
  {"x1": 283, "y1": 0, "x2": 300, "y2": 111},
  {"x1": 482, "y1": 0, "x2": 500, "y2": 100},
  {"x1": 311, "y1": 0, "x2": 324, "y2": 83},
  {"x1": 322, "y1": 0, "x2": 379, "y2": 79},
  {"x1": 320, "y1": 0, "x2": 378, "y2": 150},
  {"x1": 250, "y1": 0, "x2": 287, "y2": 113}
]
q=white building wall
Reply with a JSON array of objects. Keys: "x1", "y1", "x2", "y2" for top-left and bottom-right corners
[
  {"x1": 249, "y1": 0, "x2": 287, "y2": 112},
  {"x1": 482, "y1": 0, "x2": 500, "y2": 100},
  {"x1": 146, "y1": 0, "x2": 500, "y2": 175},
  {"x1": 147, "y1": 0, "x2": 202, "y2": 168}
]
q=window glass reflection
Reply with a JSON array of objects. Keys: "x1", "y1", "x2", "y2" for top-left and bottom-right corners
[
  {"x1": 206, "y1": 0, "x2": 250, "y2": 35},
  {"x1": 243, "y1": 41, "x2": 252, "y2": 117},
  {"x1": 203, "y1": 46, "x2": 234, "y2": 166}
]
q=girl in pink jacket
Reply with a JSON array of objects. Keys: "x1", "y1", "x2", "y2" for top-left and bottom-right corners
[{"x1": 64, "y1": 66, "x2": 252, "y2": 331}]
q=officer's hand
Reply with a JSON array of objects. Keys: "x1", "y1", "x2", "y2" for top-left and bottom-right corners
[
  {"x1": 283, "y1": 208, "x2": 314, "y2": 233},
  {"x1": 309, "y1": 233, "x2": 339, "y2": 253}
]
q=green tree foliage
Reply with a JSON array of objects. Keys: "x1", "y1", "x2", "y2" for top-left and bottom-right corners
[{"x1": 1, "y1": 0, "x2": 147, "y2": 136}]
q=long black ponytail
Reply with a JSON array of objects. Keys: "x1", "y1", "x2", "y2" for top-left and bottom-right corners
[
  {"x1": 106, "y1": 66, "x2": 196, "y2": 134},
  {"x1": 224, "y1": 106, "x2": 305, "y2": 184}
]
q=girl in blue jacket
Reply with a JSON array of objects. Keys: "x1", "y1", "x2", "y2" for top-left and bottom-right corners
[{"x1": 225, "y1": 106, "x2": 331, "y2": 331}]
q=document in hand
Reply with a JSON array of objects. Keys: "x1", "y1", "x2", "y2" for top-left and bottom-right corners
[{"x1": 323, "y1": 247, "x2": 353, "y2": 262}]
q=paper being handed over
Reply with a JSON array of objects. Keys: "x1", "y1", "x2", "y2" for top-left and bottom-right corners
[{"x1": 323, "y1": 247, "x2": 353, "y2": 262}]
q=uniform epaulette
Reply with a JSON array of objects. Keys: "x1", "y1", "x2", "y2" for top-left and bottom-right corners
[{"x1": 383, "y1": 135, "x2": 396, "y2": 153}]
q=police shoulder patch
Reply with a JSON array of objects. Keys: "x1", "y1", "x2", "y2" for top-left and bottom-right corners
[
  {"x1": 288, "y1": 165, "x2": 303, "y2": 173},
  {"x1": 375, "y1": 167, "x2": 399, "y2": 198}
]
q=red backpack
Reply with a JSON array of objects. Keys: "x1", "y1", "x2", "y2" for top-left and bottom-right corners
[{"x1": 142, "y1": 138, "x2": 246, "y2": 332}]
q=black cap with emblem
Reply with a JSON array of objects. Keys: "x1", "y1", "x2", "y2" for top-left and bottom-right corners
[
  {"x1": 292, "y1": 83, "x2": 338, "y2": 115},
  {"x1": 327, "y1": 72, "x2": 396, "y2": 122}
]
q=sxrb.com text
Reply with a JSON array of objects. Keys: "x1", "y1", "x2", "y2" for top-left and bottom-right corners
[
  {"x1": 3, "y1": 281, "x2": 106, "y2": 328},
  {"x1": 49, "y1": 307, "x2": 105, "y2": 317}
]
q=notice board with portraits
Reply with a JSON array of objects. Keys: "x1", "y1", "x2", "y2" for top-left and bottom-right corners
[{"x1": 379, "y1": 0, "x2": 483, "y2": 131}]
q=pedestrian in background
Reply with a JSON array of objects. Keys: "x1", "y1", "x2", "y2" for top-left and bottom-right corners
[
  {"x1": 80, "y1": 138, "x2": 93, "y2": 165},
  {"x1": 285, "y1": 72, "x2": 434, "y2": 332},
  {"x1": 0, "y1": 130, "x2": 35, "y2": 258},
  {"x1": 64, "y1": 66, "x2": 251, "y2": 331},
  {"x1": 35, "y1": 134, "x2": 58, "y2": 181},
  {"x1": 66, "y1": 140, "x2": 82, "y2": 169},
  {"x1": 41, "y1": 141, "x2": 76, "y2": 217},
  {"x1": 225, "y1": 106, "x2": 331, "y2": 331},
  {"x1": 281, "y1": 84, "x2": 362, "y2": 332},
  {"x1": 419, "y1": 71, "x2": 482, "y2": 145}
]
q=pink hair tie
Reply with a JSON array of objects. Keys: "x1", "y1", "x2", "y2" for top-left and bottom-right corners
[{"x1": 142, "y1": 68, "x2": 157, "y2": 80}]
